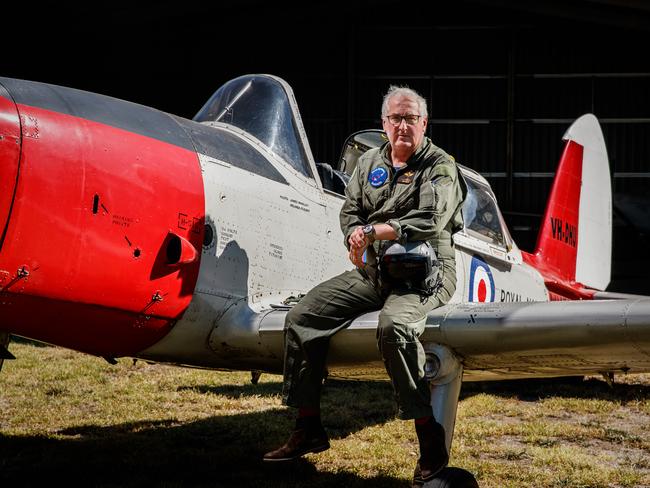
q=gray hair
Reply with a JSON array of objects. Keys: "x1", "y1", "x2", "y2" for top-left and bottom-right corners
[{"x1": 381, "y1": 85, "x2": 428, "y2": 117}]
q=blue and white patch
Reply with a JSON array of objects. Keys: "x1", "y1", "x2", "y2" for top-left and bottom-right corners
[
  {"x1": 468, "y1": 255, "x2": 495, "y2": 302},
  {"x1": 369, "y1": 167, "x2": 388, "y2": 187}
]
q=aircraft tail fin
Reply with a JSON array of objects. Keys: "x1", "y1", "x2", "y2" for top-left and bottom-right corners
[{"x1": 531, "y1": 114, "x2": 612, "y2": 292}]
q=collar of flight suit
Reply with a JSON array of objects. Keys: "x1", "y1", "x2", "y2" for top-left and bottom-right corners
[{"x1": 379, "y1": 137, "x2": 436, "y2": 171}]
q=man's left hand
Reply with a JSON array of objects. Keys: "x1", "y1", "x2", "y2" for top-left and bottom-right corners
[{"x1": 349, "y1": 246, "x2": 366, "y2": 268}]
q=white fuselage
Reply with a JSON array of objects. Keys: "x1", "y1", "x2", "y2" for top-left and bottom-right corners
[{"x1": 139, "y1": 126, "x2": 549, "y2": 373}]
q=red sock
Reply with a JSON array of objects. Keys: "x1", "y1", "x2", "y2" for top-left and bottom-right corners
[
  {"x1": 414, "y1": 415, "x2": 433, "y2": 425},
  {"x1": 299, "y1": 407, "x2": 320, "y2": 418}
]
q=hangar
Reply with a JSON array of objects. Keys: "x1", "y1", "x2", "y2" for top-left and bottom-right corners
[{"x1": 4, "y1": 0, "x2": 650, "y2": 293}]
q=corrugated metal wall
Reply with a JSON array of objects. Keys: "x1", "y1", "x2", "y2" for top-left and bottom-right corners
[
  {"x1": 6, "y1": 1, "x2": 649, "y2": 292},
  {"x1": 300, "y1": 18, "x2": 650, "y2": 293}
]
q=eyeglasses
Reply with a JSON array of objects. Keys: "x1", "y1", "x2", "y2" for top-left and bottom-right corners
[{"x1": 384, "y1": 114, "x2": 422, "y2": 126}]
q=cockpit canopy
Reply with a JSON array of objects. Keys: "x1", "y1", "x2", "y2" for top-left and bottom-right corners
[{"x1": 194, "y1": 74, "x2": 315, "y2": 179}]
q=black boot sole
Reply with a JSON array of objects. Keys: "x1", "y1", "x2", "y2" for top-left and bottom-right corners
[{"x1": 412, "y1": 456, "x2": 449, "y2": 485}]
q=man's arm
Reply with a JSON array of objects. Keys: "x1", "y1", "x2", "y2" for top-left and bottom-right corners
[{"x1": 340, "y1": 158, "x2": 369, "y2": 249}]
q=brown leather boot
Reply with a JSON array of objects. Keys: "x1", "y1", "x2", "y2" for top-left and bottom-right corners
[
  {"x1": 263, "y1": 420, "x2": 330, "y2": 462},
  {"x1": 412, "y1": 417, "x2": 449, "y2": 486}
]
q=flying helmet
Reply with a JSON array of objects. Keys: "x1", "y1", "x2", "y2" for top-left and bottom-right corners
[{"x1": 379, "y1": 241, "x2": 440, "y2": 293}]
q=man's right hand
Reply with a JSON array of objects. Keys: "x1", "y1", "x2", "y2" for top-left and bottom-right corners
[
  {"x1": 348, "y1": 226, "x2": 369, "y2": 268},
  {"x1": 348, "y1": 226, "x2": 368, "y2": 250}
]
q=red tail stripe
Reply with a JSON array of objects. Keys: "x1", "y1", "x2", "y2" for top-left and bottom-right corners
[{"x1": 533, "y1": 139, "x2": 583, "y2": 283}]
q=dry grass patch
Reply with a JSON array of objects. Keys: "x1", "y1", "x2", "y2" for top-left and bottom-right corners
[{"x1": 1, "y1": 341, "x2": 650, "y2": 487}]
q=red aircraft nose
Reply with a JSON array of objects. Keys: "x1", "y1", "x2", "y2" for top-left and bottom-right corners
[
  {"x1": 0, "y1": 83, "x2": 21, "y2": 250},
  {"x1": 0, "y1": 77, "x2": 204, "y2": 358}
]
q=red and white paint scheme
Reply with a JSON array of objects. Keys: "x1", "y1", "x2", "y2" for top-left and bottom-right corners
[
  {"x1": 1, "y1": 74, "x2": 649, "y2": 485},
  {"x1": 0, "y1": 78, "x2": 205, "y2": 358},
  {"x1": 522, "y1": 114, "x2": 612, "y2": 300}
]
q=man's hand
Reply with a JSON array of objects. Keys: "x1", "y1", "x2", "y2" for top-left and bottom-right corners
[
  {"x1": 349, "y1": 245, "x2": 366, "y2": 268},
  {"x1": 348, "y1": 226, "x2": 369, "y2": 268},
  {"x1": 348, "y1": 226, "x2": 368, "y2": 250},
  {"x1": 347, "y1": 223, "x2": 398, "y2": 268}
]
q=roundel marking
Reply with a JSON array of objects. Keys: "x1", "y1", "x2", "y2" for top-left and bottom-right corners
[
  {"x1": 469, "y1": 255, "x2": 495, "y2": 302},
  {"x1": 369, "y1": 167, "x2": 388, "y2": 187}
]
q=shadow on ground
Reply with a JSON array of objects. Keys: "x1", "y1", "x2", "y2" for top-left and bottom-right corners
[
  {"x1": 3, "y1": 375, "x2": 648, "y2": 487},
  {"x1": 187, "y1": 372, "x2": 650, "y2": 405},
  {"x1": 0, "y1": 379, "x2": 405, "y2": 488},
  {"x1": 0, "y1": 406, "x2": 406, "y2": 488},
  {"x1": 460, "y1": 375, "x2": 650, "y2": 403},
  {"x1": 181, "y1": 377, "x2": 400, "y2": 436}
]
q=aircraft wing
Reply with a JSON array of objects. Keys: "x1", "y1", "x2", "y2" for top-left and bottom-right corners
[{"x1": 258, "y1": 298, "x2": 650, "y2": 381}]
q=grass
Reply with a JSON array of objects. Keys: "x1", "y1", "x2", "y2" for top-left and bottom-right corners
[{"x1": 1, "y1": 341, "x2": 650, "y2": 487}]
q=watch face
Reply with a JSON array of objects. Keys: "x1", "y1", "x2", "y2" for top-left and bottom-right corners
[{"x1": 363, "y1": 224, "x2": 373, "y2": 235}]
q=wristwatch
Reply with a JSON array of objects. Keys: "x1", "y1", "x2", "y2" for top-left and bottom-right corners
[{"x1": 362, "y1": 224, "x2": 376, "y2": 243}]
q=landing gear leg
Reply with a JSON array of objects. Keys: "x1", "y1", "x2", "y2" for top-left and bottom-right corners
[{"x1": 422, "y1": 344, "x2": 478, "y2": 488}]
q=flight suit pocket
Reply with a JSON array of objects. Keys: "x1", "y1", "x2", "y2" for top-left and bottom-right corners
[
  {"x1": 305, "y1": 275, "x2": 357, "y2": 315},
  {"x1": 301, "y1": 270, "x2": 377, "y2": 317},
  {"x1": 363, "y1": 184, "x2": 390, "y2": 210},
  {"x1": 419, "y1": 179, "x2": 435, "y2": 209},
  {"x1": 432, "y1": 175, "x2": 453, "y2": 216},
  {"x1": 392, "y1": 186, "x2": 417, "y2": 211}
]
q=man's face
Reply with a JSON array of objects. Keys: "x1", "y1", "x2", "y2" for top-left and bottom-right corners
[{"x1": 382, "y1": 95, "x2": 427, "y2": 155}]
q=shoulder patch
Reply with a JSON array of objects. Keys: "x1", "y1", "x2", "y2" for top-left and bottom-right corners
[{"x1": 431, "y1": 157, "x2": 458, "y2": 179}]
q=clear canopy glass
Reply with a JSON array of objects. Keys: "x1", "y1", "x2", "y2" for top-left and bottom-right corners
[
  {"x1": 194, "y1": 74, "x2": 313, "y2": 179},
  {"x1": 462, "y1": 176, "x2": 510, "y2": 247}
]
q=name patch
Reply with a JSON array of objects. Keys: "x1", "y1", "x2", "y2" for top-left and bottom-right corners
[
  {"x1": 396, "y1": 170, "x2": 415, "y2": 184},
  {"x1": 369, "y1": 167, "x2": 388, "y2": 187}
]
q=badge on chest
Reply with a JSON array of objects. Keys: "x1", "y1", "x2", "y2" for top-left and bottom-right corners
[
  {"x1": 369, "y1": 167, "x2": 389, "y2": 187},
  {"x1": 396, "y1": 170, "x2": 415, "y2": 184}
]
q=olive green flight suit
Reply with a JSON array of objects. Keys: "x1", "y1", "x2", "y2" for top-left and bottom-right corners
[{"x1": 282, "y1": 137, "x2": 467, "y2": 419}]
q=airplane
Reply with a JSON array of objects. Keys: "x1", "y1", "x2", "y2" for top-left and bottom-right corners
[{"x1": 1, "y1": 72, "x2": 649, "y2": 487}]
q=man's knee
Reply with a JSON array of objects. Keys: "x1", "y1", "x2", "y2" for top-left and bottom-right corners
[
  {"x1": 377, "y1": 311, "x2": 423, "y2": 346},
  {"x1": 285, "y1": 303, "x2": 306, "y2": 330}
]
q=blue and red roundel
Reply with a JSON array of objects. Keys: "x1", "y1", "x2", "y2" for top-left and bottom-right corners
[
  {"x1": 369, "y1": 167, "x2": 388, "y2": 187},
  {"x1": 469, "y1": 255, "x2": 495, "y2": 302}
]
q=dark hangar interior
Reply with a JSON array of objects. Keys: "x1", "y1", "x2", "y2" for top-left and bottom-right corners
[{"x1": 4, "y1": 0, "x2": 650, "y2": 294}]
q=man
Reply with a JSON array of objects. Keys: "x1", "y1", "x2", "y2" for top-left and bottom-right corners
[{"x1": 263, "y1": 85, "x2": 466, "y2": 487}]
